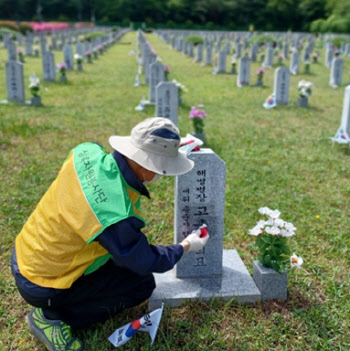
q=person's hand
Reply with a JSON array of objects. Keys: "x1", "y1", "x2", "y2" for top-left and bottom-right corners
[{"x1": 181, "y1": 225, "x2": 209, "y2": 252}]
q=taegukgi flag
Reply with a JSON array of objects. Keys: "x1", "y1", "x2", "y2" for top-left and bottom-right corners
[
  {"x1": 263, "y1": 93, "x2": 276, "y2": 109},
  {"x1": 108, "y1": 304, "x2": 164, "y2": 348}
]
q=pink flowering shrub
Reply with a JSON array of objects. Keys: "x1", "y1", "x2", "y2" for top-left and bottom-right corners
[{"x1": 189, "y1": 105, "x2": 206, "y2": 134}]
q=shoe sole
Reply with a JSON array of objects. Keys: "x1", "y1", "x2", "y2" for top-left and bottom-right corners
[{"x1": 26, "y1": 312, "x2": 54, "y2": 351}]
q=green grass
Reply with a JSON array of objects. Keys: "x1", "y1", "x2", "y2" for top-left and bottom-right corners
[{"x1": 0, "y1": 32, "x2": 349, "y2": 350}]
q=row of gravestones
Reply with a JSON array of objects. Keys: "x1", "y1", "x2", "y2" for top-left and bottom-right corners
[
  {"x1": 2, "y1": 29, "x2": 129, "y2": 104},
  {"x1": 145, "y1": 31, "x2": 350, "y2": 310},
  {"x1": 157, "y1": 30, "x2": 347, "y2": 88},
  {"x1": 138, "y1": 31, "x2": 179, "y2": 126},
  {"x1": 135, "y1": 31, "x2": 263, "y2": 308}
]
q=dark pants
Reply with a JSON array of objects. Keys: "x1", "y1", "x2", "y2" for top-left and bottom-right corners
[{"x1": 12, "y1": 251, "x2": 155, "y2": 329}]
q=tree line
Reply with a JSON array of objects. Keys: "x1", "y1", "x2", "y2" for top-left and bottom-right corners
[{"x1": 1, "y1": 0, "x2": 350, "y2": 33}]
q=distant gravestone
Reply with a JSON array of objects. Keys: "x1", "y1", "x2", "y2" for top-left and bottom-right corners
[
  {"x1": 149, "y1": 61, "x2": 165, "y2": 103},
  {"x1": 51, "y1": 36, "x2": 57, "y2": 50},
  {"x1": 330, "y1": 57, "x2": 343, "y2": 86},
  {"x1": 236, "y1": 42, "x2": 242, "y2": 58},
  {"x1": 188, "y1": 43, "x2": 194, "y2": 57},
  {"x1": 42, "y1": 51, "x2": 56, "y2": 82},
  {"x1": 194, "y1": 44, "x2": 203, "y2": 63},
  {"x1": 40, "y1": 34, "x2": 47, "y2": 54},
  {"x1": 283, "y1": 42, "x2": 289, "y2": 59},
  {"x1": 7, "y1": 40, "x2": 17, "y2": 61},
  {"x1": 205, "y1": 45, "x2": 213, "y2": 65},
  {"x1": 63, "y1": 44, "x2": 74, "y2": 70},
  {"x1": 238, "y1": 56, "x2": 251, "y2": 86},
  {"x1": 345, "y1": 44, "x2": 350, "y2": 57},
  {"x1": 332, "y1": 86, "x2": 350, "y2": 143},
  {"x1": 264, "y1": 46, "x2": 274, "y2": 67},
  {"x1": 274, "y1": 67, "x2": 290, "y2": 105},
  {"x1": 325, "y1": 44, "x2": 333, "y2": 68},
  {"x1": 251, "y1": 43, "x2": 258, "y2": 62},
  {"x1": 217, "y1": 51, "x2": 227, "y2": 73},
  {"x1": 175, "y1": 149, "x2": 226, "y2": 278},
  {"x1": 289, "y1": 51, "x2": 300, "y2": 74},
  {"x1": 5, "y1": 61, "x2": 25, "y2": 104},
  {"x1": 76, "y1": 42, "x2": 84, "y2": 57},
  {"x1": 25, "y1": 37, "x2": 33, "y2": 56},
  {"x1": 225, "y1": 42, "x2": 231, "y2": 55},
  {"x1": 156, "y1": 81, "x2": 178, "y2": 126},
  {"x1": 145, "y1": 52, "x2": 157, "y2": 85}
]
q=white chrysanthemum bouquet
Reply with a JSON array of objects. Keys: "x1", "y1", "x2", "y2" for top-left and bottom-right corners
[{"x1": 249, "y1": 207, "x2": 303, "y2": 273}]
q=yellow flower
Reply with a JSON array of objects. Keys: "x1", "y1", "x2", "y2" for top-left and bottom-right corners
[
  {"x1": 315, "y1": 214, "x2": 320, "y2": 219},
  {"x1": 3, "y1": 203, "x2": 7, "y2": 207}
]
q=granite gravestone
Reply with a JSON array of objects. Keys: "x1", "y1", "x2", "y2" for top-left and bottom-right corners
[
  {"x1": 148, "y1": 149, "x2": 261, "y2": 309},
  {"x1": 149, "y1": 61, "x2": 165, "y2": 103},
  {"x1": 340, "y1": 86, "x2": 350, "y2": 135},
  {"x1": 40, "y1": 34, "x2": 47, "y2": 54},
  {"x1": 205, "y1": 45, "x2": 213, "y2": 65},
  {"x1": 289, "y1": 51, "x2": 300, "y2": 74},
  {"x1": 274, "y1": 67, "x2": 290, "y2": 105},
  {"x1": 238, "y1": 56, "x2": 251, "y2": 86},
  {"x1": 63, "y1": 44, "x2": 74, "y2": 70},
  {"x1": 330, "y1": 57, "x2": 343, "y2": 86},
  {"x1": 5, "y1": 61, "x2": 25, "y2": 104},
  {"x1": 283, "y1": 42, "x2": 289, "y2": 59},
  {"x1": 251, "y1": 43, "x2": 258, "y2": 62},
  {"x1": 155, "y1": 81, "x2": 178, "y2": 126},
  {"x1": 217, "y1": 51, "x2": 227, "y2": 73},
  {"x1": 42, "y1": 51, "x2": 56, "y2": 82},
  {"x1": 7, "y1": 40, "x2": 17, "y2": 61},
  {"x1": 194, "y1": 44, "x2": 203, "y2": 63},
  {"x1": 345, "y1": 44, "x2": 350, "y2": 57},
  {"x1": 76, "y1": 42, "x2": 85, "y2": 57},
  {"x1": 264, "y1": 46, "x2": 274, "y2": 67},
  {"x1": 188, "y1": 43, "x2": 194, "y2": 57},
  {"x1": 25, "y1": 37, "x2": 33, "y2": 56},
  {"x1": 325, "y1": 44, "x2": 333, "y2": 68},
  {"x1": 235, "y1": 42, "x2": 242, "y2": 59}
]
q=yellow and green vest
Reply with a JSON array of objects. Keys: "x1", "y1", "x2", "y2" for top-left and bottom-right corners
[{"x1": 15, "y1": 143, "x2": 145, "y2": 289}]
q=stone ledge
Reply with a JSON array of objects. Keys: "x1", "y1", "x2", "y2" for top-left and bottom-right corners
[{"x1": 148, "y1": 249, "x2": 261, "y2": 310}]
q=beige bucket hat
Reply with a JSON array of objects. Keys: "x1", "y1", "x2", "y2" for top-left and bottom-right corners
[{"x1": 109, "y1": 117, "x2": 194, "y2": 176}]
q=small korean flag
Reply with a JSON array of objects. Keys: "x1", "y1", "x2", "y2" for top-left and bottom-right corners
[
  {"x1": 263, "y1": 94, "x2": 276, "y2": 109},
  {"x1": 108, "y1": 304, "x2": 164, "y2": 348}
]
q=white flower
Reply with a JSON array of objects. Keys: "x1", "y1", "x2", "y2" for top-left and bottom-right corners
[
  {"x1": 264, "y1": 218, "x2": 274, "y2": 226},
  {"x1": 249, "y1": 225, "x2": 263, "y2": 236},
  {"x1": 280, "y1": 229, "x2": 295, "y2": 237},
  {"x1": 29, "y1": 74, "x2": 40, "y2": 88},
  {"x1": 269, "y1": 209, "x2": 281, "y2": 219},
  {"x1": 74, "y1": 53, "x2": 82, "y2": 60},
  {"x1": 258, "y1": 207, "x2": 271, "y2": 215},
  {"x1": 285, "y1": 222, "x2": 297, "y2": 232},
  {"x1": 290, "y1": 253, "x2": 303, "y2": 268},
  {"x1": 274, "y1": 218, "x2": 285, "y2": 227},
  {"x1": 265, "y1": 226, "x2": 280, "y2": 235}
]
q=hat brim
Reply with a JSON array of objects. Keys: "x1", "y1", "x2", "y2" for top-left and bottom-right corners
[{"x1": 109, "y1": 136, "x2": 194, "y2": 176}]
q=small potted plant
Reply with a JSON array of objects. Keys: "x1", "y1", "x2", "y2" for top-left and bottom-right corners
[
  {"x1": 17, "y1": 47, "x2": 25, "y2": 63},
  {"x1": 189, "y1": 104, "x2": 206, "y2": 142},
  {"x1": 164, "y1": 64, "x2": 170, "y2": 80},
  {"x1": 298, "y1": 80, "x2": 313, "y2": 107},
  {"x1": 85, "y1": 50, "x2": 93, "y2": 63},
  {"x1": 255, "y1": 67, "x2": 264, "y2": 86},
  {"x1": 304, "y1": 60, "x2": 311, "y2": 74},
  {"x1": 74, "y1": 53, "x2": 83, "y2": 71},
  {"x1": 29, "y1": 73, "x2": 41, "y2": 106},
  {"x1": 57, "y1": 62, "x2": 68, "y2": 83},
  {"x1": 249, "y1": 207, "x2": 303, "y2": 301}
]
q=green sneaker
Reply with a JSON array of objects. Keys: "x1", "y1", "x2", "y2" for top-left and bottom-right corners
[{"x1": 26, "y1": 308, "x2": 84, "y2": 351}]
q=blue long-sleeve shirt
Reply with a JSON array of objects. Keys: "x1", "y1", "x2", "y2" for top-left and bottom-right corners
[{"x1": 12, "y1": 149, "x2": 183, "y2": 294}]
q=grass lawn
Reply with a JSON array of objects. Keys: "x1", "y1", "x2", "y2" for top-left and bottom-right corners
[{"x1": 0, "y1": 31, "x2": 349, "y2": 350}]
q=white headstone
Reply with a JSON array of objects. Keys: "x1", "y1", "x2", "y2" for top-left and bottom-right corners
[
  {"x1": 156, "y1": 82, "x2": 178, "y2": 126},
  {"x1": 149, "y1": 61, "x2": 165, "y2": 103},
  {"x1": 5, "y1": 61, "x2": 25, "y2": 104},
  {"x1": 274, "y1": 67, "x2": 290, "y2": 105},
  {"x1": 238, "y1": 56, "x2": 251, "y2": 86},
  {"x1": 330, "y1": 57, "x2": 343, "y2": 86},
  {"x1": 63, "y1": 44, "x2": 74, "y2": 70},
  {"x1": 42, "y1": 51, "x2": 56, "y2": 81},
  {"x1": 217, "y1": 51, "x2": 227, "y2": 73}
]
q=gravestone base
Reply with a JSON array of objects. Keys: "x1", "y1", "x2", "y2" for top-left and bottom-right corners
[{"x1": 148, "y1": 250, "x2": 261, "y2": 310}]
